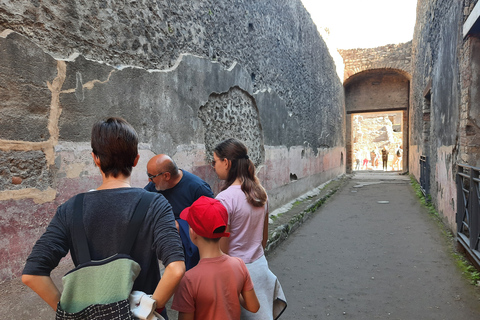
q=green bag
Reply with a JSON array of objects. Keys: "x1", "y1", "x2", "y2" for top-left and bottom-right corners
[{"x1": 56, "y1": 192, "x2": 154, "y2": 319}]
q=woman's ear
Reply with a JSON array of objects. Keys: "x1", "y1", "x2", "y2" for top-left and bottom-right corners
[
  {"x1": 133, "y1": 154, "x2": 140, "y2": 167},
  {"x1": 91, "y1": 152, "x2": 101, "y2": 167}
]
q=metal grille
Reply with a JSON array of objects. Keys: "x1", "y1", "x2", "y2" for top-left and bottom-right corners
[
  {"x1": 456, "y1": 164, "x2": 480, "y2": 266},
  {"x1": 420, "y1": 155, "x2": 430, "y2": 201}
]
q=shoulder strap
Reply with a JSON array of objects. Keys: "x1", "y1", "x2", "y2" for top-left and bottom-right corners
[
  {"x1": 120, "y1": 192, "x2": 155, "y2": 255},
  {"x1": 73, "y1": 192, "x2": 156, "y2": 264},
  {"x1": 73, "y1": 193, "x2": 90, "y2": 264}
]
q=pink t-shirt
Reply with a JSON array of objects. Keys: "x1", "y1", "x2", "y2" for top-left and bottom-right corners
[
  {"x1": 216, "y1": 185, "x2": 267, "y2": 263},
  {"x1": 172, "y1": 254, "x2": 254, "y2": 320}
]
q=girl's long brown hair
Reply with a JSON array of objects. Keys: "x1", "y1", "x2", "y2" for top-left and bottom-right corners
[{"x1": 214, "y1": 138, "x2": 267, "y2": 207}]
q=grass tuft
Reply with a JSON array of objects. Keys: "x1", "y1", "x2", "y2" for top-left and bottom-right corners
[{"x1": 410, "y1": 175, "x2": 480, "y2": 286}]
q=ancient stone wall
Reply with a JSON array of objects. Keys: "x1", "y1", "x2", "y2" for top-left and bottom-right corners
[
  {"x1": 339, "y1": 42, "x2": 412, "y2": 82},
  {"x1": 410, "y1": 0, "x2": 469, "y2": 230},
  {"x1": 0, "y1": 1, "x2": 345, "y2": 280}
]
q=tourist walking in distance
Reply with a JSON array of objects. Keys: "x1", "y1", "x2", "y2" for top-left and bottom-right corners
[
  {"x1": 354, "y1": 149, "x2": 361, "y2": 170},
  {"x1": 212, "y1": 138, "x2": 287, "y2": 319},
  {"x1": 382, "y1": 145, "x2": 389, "y2": 171},
  {"x1": 374, "y1": 146, "x2": 381, "y2": 169},
  {"x1": 362, "y1": 147, "x2": 370, "y2": 170},
  {"x1": 393, "y1": 145, "x2": 403, "y2": 171}
]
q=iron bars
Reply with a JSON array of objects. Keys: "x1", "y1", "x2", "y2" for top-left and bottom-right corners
[{"x1": 456, "y1": 163, "x2": 480, "y2": 266}]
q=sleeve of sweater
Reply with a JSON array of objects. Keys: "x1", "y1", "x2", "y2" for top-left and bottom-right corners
[
  {"x1": 22, "y1": 203, "x2": 71, "y2": 276},
  {"x1": 149, "y1": 194, "x2": 185, "y2": 266}
]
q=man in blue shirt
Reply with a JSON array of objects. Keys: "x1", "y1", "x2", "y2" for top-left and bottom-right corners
[{"x1": 145, "y1": 154, "x2": 214, "y2": 270}]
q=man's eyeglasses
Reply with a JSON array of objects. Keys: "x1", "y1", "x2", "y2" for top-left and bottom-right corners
[{"x1": 147, "y1": 171, "x2": 166, "y2": 180}]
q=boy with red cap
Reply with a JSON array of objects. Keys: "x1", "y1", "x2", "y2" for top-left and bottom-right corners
[{"x1": 172, "y1": 196, "x2": 260, "y2": 320}]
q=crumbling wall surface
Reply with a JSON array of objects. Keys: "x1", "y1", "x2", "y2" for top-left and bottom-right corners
[
  {"x1": 0, "y1": 0, "x2": 345, "y2": 150},
  {"x1": 410, "y1": 0, "x2": 464, "y2": 230},
  {"x1": 0, "y1": 0, "x2": 345, "y2": 281}
]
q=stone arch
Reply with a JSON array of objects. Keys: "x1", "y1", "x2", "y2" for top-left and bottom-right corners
[
  {"x1": 344, "y1": 68, "x2": 410, "y2": 173},
  {"x1": 344, "y1": 67, "x2": 412, "y2": 87},
  {"x1": 339, "y1": 41, "x2": 412, "y2": 83}
]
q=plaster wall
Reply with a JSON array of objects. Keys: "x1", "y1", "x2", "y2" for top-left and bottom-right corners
[{"x1": 0, "y1": 0, "x2": 345, "y2": 280}]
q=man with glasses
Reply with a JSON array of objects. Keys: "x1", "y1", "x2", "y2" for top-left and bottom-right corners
[{"x1": 145, "y1": 154, "x2": 214, "y2": 270}]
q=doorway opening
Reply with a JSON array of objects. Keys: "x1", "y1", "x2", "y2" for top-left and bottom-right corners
[{"x1": 352, "y1": 111, "x2": 404, "y2": 171}]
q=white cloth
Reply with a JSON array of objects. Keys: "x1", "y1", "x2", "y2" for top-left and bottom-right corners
[
  {"x1": 241, "y1": 255, "x2": 287, "y2": 320},
  {"x1": 129, "y1": 291, "x2": 165, "y2": 320}
]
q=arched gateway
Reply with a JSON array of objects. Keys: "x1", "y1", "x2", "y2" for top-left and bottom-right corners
[{"x1": 339, "y1": 43, "x2": 412, "y2": 173}]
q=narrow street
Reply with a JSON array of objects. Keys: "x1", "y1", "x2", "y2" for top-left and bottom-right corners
[{"x1": 268, "y1": 172, "x2": 480, "y2": 319}]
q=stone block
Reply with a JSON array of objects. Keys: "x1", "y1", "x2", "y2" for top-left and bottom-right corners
[{"x1": 0, "y1": 32, "x2": 57, "y2": 142}]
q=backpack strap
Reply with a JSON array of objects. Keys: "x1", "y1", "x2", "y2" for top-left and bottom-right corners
[
  {"x1": 120, "y1": 192, "x2": 155, "y2": 255},
  {"x1": 72, "y1": 192, "x2": 156, "y2": 265},
  {"x1": 73, "y1": 193, "x2": 90, "y2": 264}
]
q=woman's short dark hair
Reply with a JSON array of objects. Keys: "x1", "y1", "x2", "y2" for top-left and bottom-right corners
[{"x1": 91, "y1": 117, "x2": 138, "y2": 178}]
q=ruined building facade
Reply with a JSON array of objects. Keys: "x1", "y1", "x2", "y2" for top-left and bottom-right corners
[{"x1": 0, "y1": 1, "x2": 345, "y2": 280}]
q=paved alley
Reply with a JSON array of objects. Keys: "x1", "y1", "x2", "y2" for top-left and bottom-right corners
[{"x1": 268, "y1": 172, "x2": 480, "y2": 319}]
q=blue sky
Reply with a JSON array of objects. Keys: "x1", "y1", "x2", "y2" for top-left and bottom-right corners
[{"x1": 301, "y1": 0, "x2": 418, "y2": 49}]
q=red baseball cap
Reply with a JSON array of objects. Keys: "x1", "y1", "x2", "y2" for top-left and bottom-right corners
[{"x1": 180, "y1": 196, "x2": 230, "y2": 239}]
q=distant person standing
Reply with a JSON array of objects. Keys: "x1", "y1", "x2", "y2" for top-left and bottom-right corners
[
  {"x1": 354, "y1": 150, "x2": 361, "y2": 170},
  {"x1": 374, "y1": 146, "x2": 381, "y2": 168},
  {"x1": 370, "y1": 148, "x2": 377, "y2": 170},
  {"x1": 393, "y1": 145, "x2": 403, "y2": 171},
  {"x1": 362, "y1": 148, "x2": 370, "y2": 170},
  {"x1": 145, "y1": 154, "x2": 214, "y2": 270},
  {"x1": 381, "y1": 146, "x2": 389, "y2": 171}
]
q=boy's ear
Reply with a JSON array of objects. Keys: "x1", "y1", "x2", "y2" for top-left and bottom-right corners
[{"x1": 189, "y1": 227, "x2": 197, "y2": 240}]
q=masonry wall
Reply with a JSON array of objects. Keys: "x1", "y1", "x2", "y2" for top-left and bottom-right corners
[
  {"x1": 410, "y1": 0, "x2": 468, "y2": 231},
  {"x1": 339, "y1": 42, "x2": 412, "y2": 82},
  {"x1": 339, "y1": 43, "x2": 412, "y2": 173},
  {"x1": 341, "y1": 68, "x2": 410, "y2": 172},
  {"x1": 0, "y1": 1, "x2": 345, "y2": 280}
]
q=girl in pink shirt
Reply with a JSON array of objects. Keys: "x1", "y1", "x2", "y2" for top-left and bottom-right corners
[{"x1": 213, "y1": 138, "x2": 287, "y2": 320}]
